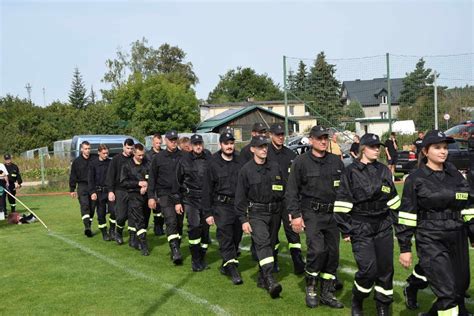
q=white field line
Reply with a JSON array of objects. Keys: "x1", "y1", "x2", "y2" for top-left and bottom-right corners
[{"x1": 49, "y1": 231, "x2": 230, "y2": 316}]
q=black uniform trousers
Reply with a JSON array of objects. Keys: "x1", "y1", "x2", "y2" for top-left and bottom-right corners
[
  {"x1": 184, "y1": 198, "x2": 210, "y2": 248},
  {"x1": 95, "y1": 191, "x2": 115, "y2": 228},
  {"x1": 214, "y1": 203, "x2": 242, "y2": 265},
  {"x1": 7, "y1": 184, "x2": 16, "y2": 211},
  {"x1": 128, "y1": 192, "x2": 150, "y2": 237},
  {"x1": 77, "y1": 184, "x2": 96, "y2": 226},
  {"x1": 159, "y1": 195, "x2": 184, "y2": 242},
  {"x1": 416, "y1": 227, "x2": 470, "y2": 313},
  {"x1": 302, "y1": 209, "x2": 340, "y2": 279},
  {"x1": 351, "y1": 215, "x2": 394, "y2": 305},
  {"x1": 249, "y1": 205, "x2": 280, "y2": 275},
  {"x1": 274, "y1": 201, "x2": 301, "y2": 251},
  {"x1": 115, "y1": 189, "x2": 135, "y2": 230}
]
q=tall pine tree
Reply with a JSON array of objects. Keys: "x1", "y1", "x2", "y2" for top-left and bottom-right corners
[
  {"x1": 399, "y1": 58, "x2": 434, "y2": 106},
  {"x1": 69, "y1": 67, "x2": 88, "y2": 109},
  {"x1": 295, "y1": 60, "x2": 308, "y2": 97}
]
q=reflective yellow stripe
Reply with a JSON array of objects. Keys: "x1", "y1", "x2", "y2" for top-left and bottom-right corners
[
  {"x1": 188, "y1": 238, "x2": 201, "y2": 245},
  {"x1": 335, "y1": 201, "x2": 353, "y2": 208},
  {"x1": 320, "y1": 272, "x2": 335, "y2": 280},
  {"x1": 461, "y1": 209, "x2": 474, "y2": 215},
  {"x1": 223, "y1": 259, "x2": 239, "y2": 267},
  {"x1": 288, "y1": 243, "x2": 301, "y2": 249},
  {"x1": 412, "y1": 269, "x2": 427, "y2": 282},
  {"x1": 438, "y1": 305, "x2": 458, "y2": 316},
  {"x1": 305, "y1": 270, "x2": 319, "y2": 277},
  {"x1": 200, "y1": 243, "x2": 209, "y2": 249},
  {"x1": 399, "y1": 218, "x2": 417, "y2": 227},
  {"x1": 272, "y1": 184, "x2": 283, "y2": 191},
  {"x1": 399, "y1": 211, "x2": 417, "y2": 220},
  {"x1": 128, "y1": 227, "x2": 137, "y2": 232},
  {"x1": 334, "y1": 201, "x2": 353, "y2": 213},
  {"x1": 463, "y1": 215, "x2": 474, "y2": 222},
  {"x1": 81, "y1": 214, "x2": 90, "y2": 220},
  {"x1": 137, "y1": 229, "x2": 147, "y2": 236},
  {"x1": 98, "y1": 223, "x2": 107, "y2": 229},
  {"x1": 167, "y1": 234, "x2": 180, "y2": 242},
  {"x1": 108, "y1": 218, "x2": 116, "y2": 224},
  {"x1": 374, "y1": 286, "x2": 393, "y2": 296},
  {"x1": 259, "y1": 256, "x2": 274, "y2": 266},
  {"x1": 116, "y1": 224, "x2": 123, "y2": 229},
  {"x1": 154, "y1": 213, "x2": 163, "y2": 218},
  {"x1": 387, "y1": 195, "x2": 401, "y2": 209},
  {"x1": 354, "y1": 280, "x2": 373, "y2": 293}
]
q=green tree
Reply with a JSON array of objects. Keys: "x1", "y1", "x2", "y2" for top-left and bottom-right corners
[
  {"x1": 399, "y1": 58, "x2": 435, "y2": 106},
  {"x1": 207, "y1": 67, "x2": 283, "y2": 103},
  {"x1": 69, "y1": 67, "x2": 88, "y2": 110},
  {"x1": 343, "y1": 100, "x2": 365, "y2": 132},
  {"x1": 88, "y1": 85, "x2": 97, "y2": 106}
]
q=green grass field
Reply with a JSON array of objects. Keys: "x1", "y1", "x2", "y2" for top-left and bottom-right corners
[{"x1": 1, "y1": 193, "x2": 473, "y2": 315}]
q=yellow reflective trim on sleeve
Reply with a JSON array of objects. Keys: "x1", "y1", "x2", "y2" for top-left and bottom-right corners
[
  {"x1": 259, "y1": 256, "x2": 274, "y2": 267},
  {"x1": 305, "y1": 270, "x2": 319, "y2": 277},
  {"x1": 320, "y1": 272, "x2": 336, "y2": 280},
  {"x1": 288, "y1": 243, "x2": 301, "y2": 249},
  {"x1": 463, "y1": 215, "x2": 474, "y2": 222},
  {"x1": 437, "y1": 305, "x2": 458, "y2": 316},
  {"x1": 461, "y1": 209, "x2": 474, "y2": 215},
  {"x1": 399, "y1": 218, "x2": 417, "y2": 227},
  {"x1": 188, "y1": 238, "x2": 201, "y2": 245},
  {"x1": 272, "y1": 184, "x2": 283, "y2": 191},
  {"x1": 456, "y1": 193, "x2": 468, "y2": 200},
  {"x1": 354, "y1": 280, "x2": 373, "y2": 294},
  {"x1": 137, "y1": 229, "x2": 147, "y2": 236},
  {"x1": 381, "y1": 186, "x2": 391, "y2": 193},
  {"x1": 399, "y1": 211, "x2": 417, "y2": 220},
  {"x1": 116, "y1": 224, "x2": 124, "y2": 229},
  {"x1": 374, "y1": 286, "x2": 393, "y2": 296},
  {"x1": 334, "y1": 201, "x2": 353, "y2": 208},
  {"x1": 387, "y1": 195, "x2": 400, "y2": 207},
  {"x1": 333, "y1": 180, "x2": 340, "y2": 187},
  {"x1": 167, "y1": 234, "x2": 180, "y2": 242},
  {"x1": 334, "y1": 201, "x2": 353, "y2": 213}
]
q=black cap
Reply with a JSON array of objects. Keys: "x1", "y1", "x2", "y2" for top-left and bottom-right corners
[
  {"x1": 421, "y1": 130, "x2": 455, "y2": 148},
  {"x1": 165, "y1": 130, "x2": 178, "y2": 140},
  {"x1": 360, "y1": 133, "x2": 384, "y2": 146},
  {"x1": 4, "y1": 154, "x2": 11, "y2": 160},
  {"x1": 190, "y1": 134, "x2": 203, "y2": 144},
  {"x1": 250, "y1": 136, "x2": 269, "y2": 147},
  {"x1": 270, "y1": 123, "x2": 285, "y2": 135},
  {"x1": 309, "y1": 125, "x2": 330, "y2": 138},
  {"x1": 252, "y1": 122, "x2": 267, "y2": 133},
  {"x1": 219, "y1": 132, "x2": 235, "y2": 143}
]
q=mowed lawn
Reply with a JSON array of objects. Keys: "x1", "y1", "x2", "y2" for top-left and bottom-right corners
[{"x1": 0, "y1": 192, "x2": 473, "y2": 315}]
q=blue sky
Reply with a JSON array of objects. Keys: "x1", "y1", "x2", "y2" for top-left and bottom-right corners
[{"x1": 1, "y1": 0, "x2": 472, "y2": 105}]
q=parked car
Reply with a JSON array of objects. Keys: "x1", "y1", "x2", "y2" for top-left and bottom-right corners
[
  {"x1": 395, "y1": 151, "x2": 418, "y2": 174},
  {"x1": 70, "y1": 135, "x2": 141, "y2": 160},
  {"x1": 444, "y1": 121, "x2": 474, "y2": 139},
  {"x1": 288, "y1": 143, "x2": 352, "y2": 167}
]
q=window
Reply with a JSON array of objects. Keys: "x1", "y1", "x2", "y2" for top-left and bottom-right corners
[
  {"x1": 381, "y1": 95, "x2": 388, "y2": 104},
  {"x1": 380, "y1": 112, "x2": 388, "y2": 119},
  {"x1": 289, "y1": 105, "x2": 295, "y2": 116}
]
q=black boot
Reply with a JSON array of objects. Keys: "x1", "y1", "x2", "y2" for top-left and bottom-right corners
[
  {"x1": 290, "y1": 248, "x2": 305, "y2": 275},
  {"x1": 351, "y1": 295, "x2": 364, "y2": 316},
  {"x1": 109, "y1": 222, "x2": 116, "y2": 240},
  {"x1": 264, "y1": 273, "x2": 282, "y2": 299},
  {"x1": 403, "y1": 284, "x2": 419, "y2": 310},
  {"x1": 169, "y1": 239, "x2": 182, "y2": 265},
  {"x1": 320, "y1": 279, "x2": 344, "y2": 308},
  {"x1": 257, "y1": 269, "x2": 266, "y2": 289},
  {"x1": 334, "y1": 276, "x2": 344, "y2": 291},
  {"x1": 100, "y1": 227, "x2": 110, "y2": 241},
  {"x1": 129, "y1": 231, "x2": 139, "y2": 250},
  {"x1": 153, "y1": 215, "x2": 165, "y2": 236},
  {"x1": 190, "y1": 244, "x2": 204, "y2": 272},
  {"x1": 272, "y1": 251, "x2": 280, "y2": 273},
  {"x1": 376, "y1": 302, "x2": 390, "y2": 316},
  {"x1": 305, "y1": 276, "x2": 319, "y2": 308},
  {"x1": 138, "y1": 233, "x2": 150, "y2": 256},
  {"x1": 226, "y1": 263, "x2": 243, "y2": 285},
  {"x1": 199, "y1": 246, "x2": 209, "y2": 270},
  {"x1": 115, "y1": 227, "x2": 124, "y2": 245},
  {"x1": 83, "y1": 219, "x2": 93, "y2": 237}
]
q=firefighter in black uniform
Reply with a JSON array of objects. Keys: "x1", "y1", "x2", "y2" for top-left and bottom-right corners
[
  {"x1": 145, "y1": 133, "x2": 165, "y2": 236},
  {"x1": 202, "y1": 131, "x2": 243, "y2": 285},
  {"x1": 396, "y1": 130, "x2": 473, "y2": 316},
  {"x1": 239, "y1": 122, "x2": 267, "y2": 164},
  {"x1": 173, "y1": 134, "x2": 212, "y2": 271},
  {"x1": 334, "y1": 133, "x2": 400, "y2": 316},
  {"x1": 120, "y1": 143, "x2": 151, "y2": 256},
  {"x1": 88, "y1": 144, "x2": 113, "y2": 241},
  {"x1": 69, "y1": 141, "x2": 95, "y2": 237},
  {"x1": 4, "y1": 154, "x2": 22, "y2": 213},
  {"x1": 106, "y1": 138, "x2": 135, "y2": 245},
  {"x1": 286, "y1": 125, "x2": 344, "y2": 309},
  {"x1": 235, "y1": 135, "x2": 284, "y2": 298},
  {"x1": 148, "y1": 130, "x2": 184, "y2": 265}
]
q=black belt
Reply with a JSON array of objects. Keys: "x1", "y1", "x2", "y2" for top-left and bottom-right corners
[
  {"x1": 352, "y1": 211, "x2": 389, "y2": 223},
  {"x1": 185, "y1": 188, "x2": 202, "y2": 197},
  {"x1": 249, "y1": 201, "x2": 281, "y2": 213},
  {"x1": 355, "y1": 201, "x2": 387, "y2": 212},
  {"x1": 215, "y1": 194, "x2": 234, "y2": 205},
  {"x1": 419, "y1": 210, "x2": 461, "y2": 220},
  {"x1": 96, "y1": 186, "x2": 106, "y2": 192},
  {"x1": 309, "y1": 200, "x2": 334, "y2": 213}
]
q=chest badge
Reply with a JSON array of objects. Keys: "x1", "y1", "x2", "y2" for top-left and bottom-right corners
[
  {"x1": 456, "y1": 192, "x2": 468, "y2": 200},
  {"x1": 272, "y1": 184, "x2": 283, "y2": 191},
  {"x1": 333, "y1": 180, "x2": 340, "y2": 187},
  {"x1": 381, "y1": 186, "x2": 391, "y2": 193}
]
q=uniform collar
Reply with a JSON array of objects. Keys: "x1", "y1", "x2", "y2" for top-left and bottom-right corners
[
  {"x1": 270, "y1": 143, "x2": 285, "y2": 154},
  {"x1": 421, "y1": 162, "x2": 455, "y2": 177},
  {"x1": 354, "y1": 159, "x2": 380, "y2": 170},
  {"x1": 308, "y1": 150, "x2": 328, "y2": 163},
  {"x1": 217, "y1": 150, "x2": 237, "y2": 164},
  {"x1": 252, "y1": 159, "x2": 271, "y2": 171}
]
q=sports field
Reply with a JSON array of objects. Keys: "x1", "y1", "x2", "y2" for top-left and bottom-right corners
[{"x1": 1, "y1": 193, "x2": 473, "y2": 315}]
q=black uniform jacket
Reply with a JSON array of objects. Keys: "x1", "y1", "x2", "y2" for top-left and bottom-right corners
[
  {"x1": 172, "y1": 150, "x2": 212, "y2": 203},
  {"x1": 69, "y1": 155, "x2": 93, "y2": 192},
  {"x1": 395, "y1": 162, "x2": 474, "y2": 253},
  {"x1": 5, "y1": 163, "x2": 22, "y2": 185},
  {"x1": 105, "y1": 153, "x2": 132, "y2": 193},
  {"x1": 144, "y1": 148, "x2": 160, "y2": 166},
  {"x1": 286, "y1": 151, "x2": 344, "y2": 219},
  {"x1": 238, "y1": 144, "x2": 253, "y2": 165},
  {"x1": 267, "y1": 143, "x2": 296, "y2": 182},
  {"x1": 235, "y1": 159, "x2": 284, "y2": 224},
  {"x1": 202, "y1": 151, "x2": 241, "y2": 218},
  {"x1": 147, "y1": 149, "x2": 183, "y2": 198},
  {"x1": 88, "y1": 157, "x2": 111, "y2": 195},
  {"x1": 119, "y1": 159, "x2": 149, "y2": 195},
  {"x1": 334, "y1": 159, "x2": 400, "y2": 237}
]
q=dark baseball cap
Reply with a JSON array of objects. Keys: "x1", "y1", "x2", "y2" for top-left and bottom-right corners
[
  {"x1": 250, "y1": 136, "x2": 269, "y2": 147},
  {"x1": 309, "y1": 125, "x2": 330, "y2": 138},
  {"x1": 165, "y1": 130, "x2": 179, "y2": 140},
  {"x1": 4, "y1": 154, "x2": 11, "y2": 160},
  {"x1": 421, "y1": 130, "x2": 455, "y2": 148},
  {"x1": 219, "y1": 131, "x2": 235, "y2": 143},
  {"x1": 360, "y1": 133, "x2": 384, "y2": 146},
  {"x1": 190, "y1": 134, "x2": 203, "y2": 144},
  {"x1": 270, "y1": 123, "x2": 285, "y2": 135},
  {"x1": 252, "y1": 122, "x2": 267, "y2": 133}
]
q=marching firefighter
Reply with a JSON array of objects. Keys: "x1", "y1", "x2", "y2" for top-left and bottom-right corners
[
  {"x1": 266, "y1": 123, "x2": 305, "y2": 275},
  {"x1": 119, "y1": 143, "x2": 151, "y2": 256},
  {"x1": 202, "y1": 131, "x2": 243, "y2": 285},
  {"x1": 88, "y1": 144, "x2": 114, "y2": 241},
  {"x1": 334, "y1": 133, "x2": 400, "y2": 316},
  {"x1": 148, "y1": 130, "x2": 184, "y2": 265},
  {"x1": 145, "y1": 133, "x2": 165, "y2": 236},
  {"x1": 235, "y1": 135, "x2": 284, "y2": 298},
  {"x1": 4, "y1": 154, "x2": 22, "y2": 214},
  {"x1": 69, "y1": 141, "x2": 95, "y2": 237},
  {"x1": 286, "y1": 125, "x2": 344, "y2": 309},
  {"x1": 396, "y1": 130, "x2": 473, "y2": 316},
  {"x1": 106, "y1": 138, "x2": 135, "y2": 245},
  {"x1": 173, "y1": 134, "x2": 212, "y2": 271}
]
